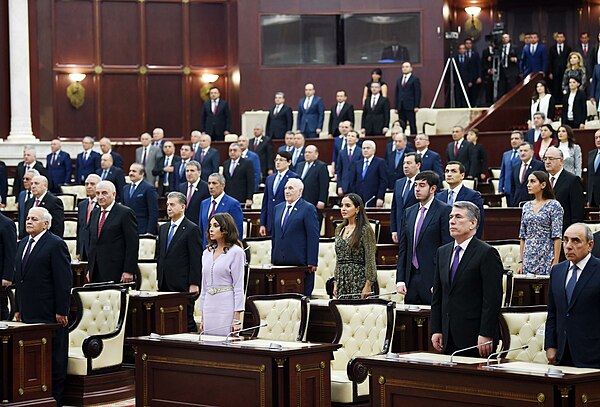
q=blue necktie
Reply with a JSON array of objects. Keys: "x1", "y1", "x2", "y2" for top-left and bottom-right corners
[
  {"x1": 179, "y1": 161, "x2": 186, "y2": 178},
  {"x1": 129, "y1": 184, "x2": 136, "y2": 199},
  {"x1": 21, "y1": 238, "x2": 35, "y2": 268},
  {"x1": 402, "y1": 180, "x2": 411, "y2": 203},
  {"x1": 166, "y1": 223, "x2": 177, "y2": 249},
  {"x1": 273, "y1": 174, "x2": 282, "y2": 194},
  {"x1": 447, "y1": 190, "x2": 455, "y2": 205},
  {"x1": 566, "y1": 264, "x2": 578, "y2": 304},
  {"x1": 395, "y1": 150, "x2": 402, "y2": 168},
  {"x1": 511, "y1": 150, "x2": 517, "y2": 161},
  {"x1": 281, "y1": 205, "x2": 292, "y2": 229},
  {"x1": 362, "y1": 160, "x2": 369, "y2": 180},
  {"x1": 102, "y1": 170, "x2": 108, "y2": 180},
  {"x1": 595, "y1": 151, "x2": 600, "y2": 173}
]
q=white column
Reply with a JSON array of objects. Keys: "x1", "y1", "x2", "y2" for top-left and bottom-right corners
[{"x1": 7, "y1": 0, "x2": 37, "y2": 142}]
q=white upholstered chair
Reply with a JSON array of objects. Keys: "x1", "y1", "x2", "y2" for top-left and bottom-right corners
[
  {"x1": 585, "y1": 222, "x2": 600, "y2": 234},
  {"x1": 61, "y1": 184, "x2": 87, "y2": 200},
  {"x1": 68, "y1": 285, "x2": 129, "y2": 375},
  {"x1": 246, "y1": 294, "x2": 310, "y2": 341},
  {"x1": 499, "y1": 306, "x2": 548, "y2": 364},
  {"x1": 65, "y1": 239, "x2": 78, "y2": 261},
  {"x1": 245, "y1": 237, "x2": 272, "y2": 266},
  {"x1": 329, "y1": 299, "x2": 395, "y2": 403},
  {"x1": 376, "y1": 267, "x2": 403, "y2": 303},
  {"x1": 489, "y1": 240, "x2": 521, "y2": 273},
  {"x1": 138, "y1": 236, "x2": 157, "y2": 260},
  {"x1": 138, "y1": 261, "x2": 158, "y2": 291},
  {"x1": 64, "y1": 219, "x2": 78, "y2": 238},
  {"x1": 4, "y1": 196, "x2": 17, "y2": 211},
  {"x1": 56, "y1": 193, "x2": 77, "y2": 211},
  {"x1": 251, "y1": 192, "x2": 264, "y2": 210},
  {"x1": 314, "y1": 238, "x2": 336, "y2": 299},
  {"x1": 489, "y1": 168, "x2": 501, "y2": 178}
]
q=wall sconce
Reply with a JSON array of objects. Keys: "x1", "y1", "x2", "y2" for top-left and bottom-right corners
[
  {"x1": 67, "y1": 73, "x2": 86, "y2": 109},
  {"x1": 464, "y1": 6, "x2": 482, "y2": 40},
  {"x1": 200, "y1": 73, "x2": 219, "y2": 101},
  {"x1": 201, "y1": 73, "x2": 219, "y2": 84}
]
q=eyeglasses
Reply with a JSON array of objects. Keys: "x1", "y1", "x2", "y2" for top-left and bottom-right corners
[{"x1": 542, "y1": 157, "x2": 561, "y2": 162}]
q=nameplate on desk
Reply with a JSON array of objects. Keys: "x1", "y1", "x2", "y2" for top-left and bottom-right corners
[
  {"x1": 485, "y1": 361, "x2": 600, "y2": 376},
  {"x1": 0, "y1": 321, "x2": 43, "y2": 328},
  {"x1": 513, "y1": 274, "x2": 549, "y2": 280},
  {"x1": 396, "y1": 304, "x2": 431, "y2": 311},
  {"x1": 395, "y1": 352, "x2": 486, "y2": 365},
  {"x1": 234, "y1": 339, "x2": 320, "y2": 349},
  {"x1": 158, "y1": 333, "x2": 228, "y2": 342}
]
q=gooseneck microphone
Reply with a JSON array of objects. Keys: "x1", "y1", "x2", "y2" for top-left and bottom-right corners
[
  {"x1": 223, "y1": 323, "x2": 268, "y2": 343},
  {"x1": 485, "y1": 345, "x2": 528, "y2": 366},
  {"x1": 449, "y1": 340, "x2": 493, "y2": 364},
  {"x1": 364, "y1": 195, "x2": 377, "y2": 207}
]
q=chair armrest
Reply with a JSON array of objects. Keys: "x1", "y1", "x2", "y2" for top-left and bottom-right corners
[
  {"x1": 347, "y1": 357, "x2": 369, "y2": 384},
  {"x1": 82, "y1": 337, "x2": 103, "y2": 359}
]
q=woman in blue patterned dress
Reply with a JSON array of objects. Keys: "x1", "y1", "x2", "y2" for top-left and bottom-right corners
[{"x1": 518, "y1": 171, "x2": 563, "y2": 275}]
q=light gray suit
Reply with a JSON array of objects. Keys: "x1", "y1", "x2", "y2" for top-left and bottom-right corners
[{"x1": 135, "y1": 145, "x2": 162, "y2": 183}]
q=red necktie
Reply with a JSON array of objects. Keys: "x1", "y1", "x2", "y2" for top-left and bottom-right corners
[
  {"x1": 212, "y1": 101, "x2": 217, "y2": 115},
  {"x1": 520, "y1": 164, "x2": 527, "y2": 184},
  {"x1": 34, "y1": 199, "x2": 40, "y2": 207},
  {"x1": 187, "y1": 184, "x2": 194, "y2": 206},
  {"x1": 453, "y1": 142, "x2": 459, "y2": 156},
  {"x1": 254, "y1": 139, "x2": 259, "y2": 152},
  {"x1": 402, "y1": 76, "x2": 407, "y2": 87},
  {"x1": 97, "y1": 210, "x2": 107, "y2": 237},
  {"x1": 86, "y1": 199, "x2": 94, "y2": 223}
]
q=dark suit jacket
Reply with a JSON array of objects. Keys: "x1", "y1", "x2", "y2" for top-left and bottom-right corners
[
  {"x1": 110, "y1": 151, "x2": 124, "y2": 169},
  {"x1": 46, "y1": 151, "x2": 72, "y2": 192},
  {"x1": 0, "y1": 161, "x2": 7, "y2": 205},
  {"x1": 297, "y1": 160, "x2": 329, "y2": 206},
  {"x1": 265, "y1": 105, "x2": 293, "y2": 139},
  {"x1": 520, "y1": 43, "x2": 547, "y2": 75},
  {"x1": 96, "y1": 166, "x2": 126, "y2": 202},
  {"x1": 290, "y1": 146, "x2": 306, "y2": 173},
  {"x1": 552, "y1": 170, "x2": 585, "y2": 231},
  {"x1": 260, "y1": 170, "x2": 300, "y2": 233},
  {"x1": 88, "y1": 203, "x2": 139, "y2": 283},
  {"x1": 545, "y1": 257, "x2": 600, "y2": 367},
  {"x1": 397, "y1": 199, "x2": 452, "y2": 290},
  {"x1": 436, "y1": 186, "x2": 485, "y2": 238},
  {"x1": 249, "y1": 136, "x2": 274, "y2": 176},
  {"x1": 271, "y1": 199, "x2": 319, "y2": 266},
  {"x1": 349, "y1": 156, "x2": 388, "y2": 207},
  {"x1": 76, "y1": 198, "x2": 98, "y2": 261},
  {"x1": 381, "y1": 45, "x2": 409, "y2": 62},
  {"x1": 590, "y1": 65, "x2": 600, "y2": 103},
  {"x1": 455, "y1": 54, "x2": 478, "y2": 84},
  {"x1": 199, "y1": 194, "x2": 244, "y2": 248},
  {"x1": 224, "y1": 157, "x2": 255, "y2": 203},
  {"x1": 0, "y1": 212, "x2": 16, "y2": 282},
  {"x1": 201, "y1": 99, "x2": 231, "y2": 141},
  {"x1": 24, "y1": 193, "x2": 64, "y2": 239},
  {"x1": 446, "y1": 140, "x2": 474, "y2": 175},
  {"x1": 390, "y1": 177, "x2": 418, "y2": 234},
  {"x1": 385, "y1": 147, "x2": 414, "y2": 189},
  {"x1": 361, "y1": 96, "x2": 391, "y2": 136},
  {"x1": 122, "y1": 181, "x2": 159, "y2": 235},
  {"x1": 17, "y1": 190, "x2": 29, "y2": 239},
  {"x1": 13, "y1": 161, "x2": 48, "y2": 197},
  {"x1": 431, "y1": 238, "x2": 503, "y2": 352},
  {"x1": 297, "y1": 96, "x2": 325, "y2": 136},
  {"x1": 574, "y1": 44, "x2": 595, "y2": 81},
  {"x1": 468, "y1": 143, "x2": 488, "y2": 179},
  {"x1": 197, "y1": 148, "x2": 220, "y2": 181},
  {"x1": 547, "y1": 44, "x2": 572, "y2": 95},
  {"x1": 510, "y1": 159, "x2": 545, "y2": 207},
  {"x1": 173, "y1": 159, "x2": 190, "y2": 188},
  {"x1": 177, "y1": 180, "x2": 209, "y2": 226},
  {"x1": 593, "y1": 232, "x2": 600, "y2": 258},
  {"x1": 14, "y1": 231, "x2": 72, "y2": 322},
  {"x1": 588, "y1": 149, "x2": 600, "y2": 206},
  {"x1": 336, "y1": 145, "x2": 363, "y2": 194},
  {"x1": 157, "y1": 217, "x2": 202, "y2": 292},
  {"x1": 418, "y1": 149, "x2": 444, "y2": 179},
  {"x1": 328, "y1": 103, "x2": 355, "y2": 136},
  {"x1": 395, "y1": 75, "x2": 421, "y2": 111},
  {"x1": 75, "y1": 151, "x2": 101, "y2": 184},
  {"x1": 561, "y1": 90, "x2": 587, "y2": 128},
  {"x1": 152, "y1": 155, "x2": 182, "y2": 196}
]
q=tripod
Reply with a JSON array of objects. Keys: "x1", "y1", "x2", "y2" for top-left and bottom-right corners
[{"x1": 431, "y1": 43, "x2": 471, "y2": 109}]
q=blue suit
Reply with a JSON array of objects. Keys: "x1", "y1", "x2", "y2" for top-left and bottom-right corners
[
  {"x1": 75, "y1": 151, "x2": 101, "y2": 184},
  {"x1": 198, "y1": 194, "x2": 244, "y2": 248},
  {"x1": 243, "y1": 150, "x2": 261, "y2": 192},
  {"x1": 499, "y1": 149, "x2": 521, "y2": 202},
  {"x1": 520, "y1": 43, "x2": 547, "y2": 76},
  {"x1": 46, "y1": 151, "x2": 72, "y2": 193},
  {"x1": 546, "y1": 256, "x2": 600, "y2": 367},
  {"x1": 436, "y1": 186, "x2": 485, "y2": 238},
  {"x1": 110, "y1": 151, "x2": 124, "y2": 169},
  {"x1": 172, "y1": 159, "x2": 189, "y2": 188},
  {"x1": 122, "y1": 180, "x2": 159, "y2": 235},
  {"x1": 260, "y1": 170, "x2": 300, "y2": 233},
  {"x1": 418, "y1": 149, "x2": 444, "y2": 180},
  {"x1": 271, "y1": 199, "x2": 320, "y2": 296},
  {"x1": 349, "y1": 157, "x2": 387, "y2": 207},
  {"x1": 297, "y1": 96, "x2": 325, "y2": 138},
  {"x1": 390, "y1": 177, "x2": 418, "y2": 235},
  {"x1": 335, "y1": 145, "x2": 362, "y2": 194}
]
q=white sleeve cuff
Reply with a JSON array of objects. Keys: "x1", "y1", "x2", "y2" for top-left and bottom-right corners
[{"x1": 396, "y1": 282, "x2": 406, "y2": 288}]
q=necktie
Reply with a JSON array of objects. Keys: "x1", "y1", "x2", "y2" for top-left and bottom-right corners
[
  {"x1": 253, "y1": 139, "x2": 259, "y2": 152},
  {"x1": 412, "y1": 206, "x2": 427, "y2": 269},
  {"x1": 166, "y1": 223, "x2": 177, "y2": 249},
  {"x1": 200, "y1": 150, "x2": 205, "y2": 163},
  {"x1": 163, "y1": 157, "x2": 170, "y2": 185},
  {"x1": 449, "y1": 245, "x2": 462, "y2": 283},
  {"x1": 142, "y1": 148, "x2": 147, "y2": 166},
  {"x1": 229, "y1": 161, "x2": 236, "y2": 177},
  {"x1": 209, "y1": 200, "x2": 217, "y2": 218},
  {"x1": 212, "y1": 101, "x2": 218, "y2": 115},
  {"x1": 550, "y1": 176, "x2": 556, "y2": 188},
  {"x1": 34, "y1": 199, "x2": 40, "y2": 207},
  {"x1": 179, "y1": 161, "x2": 186, "y2": 178},
  {"x1": 558, "y1": 44, "x2": 562, "y2": 55},
  {"x1": 595, "y1": 151, "x2": 600, "y2": 172},
  {"x1": 193, "y1": 144, "x2": 198, "y2": 156},
  {"x1": 293, "y1": 149, "x2": 300, "y2": 165},
  {"x1": 447, "y1": 190, "x2": 454, "y2": 205},
  {"x1": 347, "y1": 148, "x2": 352, "y2": 161},
  {"x1": 453, "y1": 141, "x2": 459, "y2": 156},
  {"x1": 341, "y1": 138, "x2": 346, "y2": 151},
  {"x1": 402, "y1": 75, "x2": 407, "y2": 87},
  {"x1": 362, "y1": 160, "x2": 369, "y2": 179},
  {"x1": 301, "y1": 163, "x2": 310, "y2": 179},
  {"x1": 584, "y1": 44, "x2": 588, "y2": 57},
  {"x1": 520, "y1": 164, "x2": 527, "y2": 184},
  {"x1": 26, "y1": 191, "x2": 31, "y2": 201},
  {"x1": 511, "y1": 150, "x2": 517, "y2": 161},
  {"x1": 371, "y1": 96, "x2": 376, "y2": 109},
  {"x1": 275, "y1": 105, "x2": 280, "y2": 115},
  {"x1": 129, "y1": 184, "x2": 136, "y2": 199},
  {"x1": 304, "y1": 97, "x2": 311, "y2": 110},
  {"x1": 51, "y1": 153, "x2": 56, "y2": 167},
  {"x1": 531, "y1": 45, "x2": 536, "y2": 55},
  {"x1": 187, "y1": 184, "x2": 194, "y2": 206},
  {"x1": 273, "y1": 174, "x2": 282, "y2": 194},
  {"x1": 336, "y1": 104, "x2": 342, "y2": 115},
  {"x1": 281, "y1": 205, "x2": 292, "y2": 228},
  {"x1": 566, "y1": 264, "x2": 578, "y2": 304},
  {"x1": 395, "y1": 150, "x2": 402, "y2": 168},
  {"x1": 402, "y1": 180, "x2": 412, "y2": 203},
  {"x1": 97, "y1": 210, "x2": 107, "y2": 237},
  {"x1": 102, "y1": 169, "x2": 108, "y2": 180},
  {"x1": 86, "y1": 199, "x2": 94, "y2": 223},
  {"x1": 84, "y1": 152, "x2": 88, "y2": 162},
  {"x1": 25, "y1": 165, "x2": 30, "y2": 172},
  {"x1": 21, "y1": 238, "x2": 35, "y2": 268},
  {"x1": 460, "y1": 55, "x2": 464, "y2": 63}
]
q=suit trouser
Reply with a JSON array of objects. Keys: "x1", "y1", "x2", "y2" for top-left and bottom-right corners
[
  {"x1": 399, "y1": 108, "x2": 417, "y2": 135},
  {"x1": 405, "y1": 267, "x2": 432, "y2": 305},
  {"x1": 53, "y1": 326, "x2": 69, "y2": 406},
  {"x1": 304, "y1": 271, "x2": 315, "y2": 297}
]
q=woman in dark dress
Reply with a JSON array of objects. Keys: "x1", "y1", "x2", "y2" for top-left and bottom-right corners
[
  {"x1": 362, "y1": 68, "x2": 388, "y2": 105},
  {"x1": 561, "y1": 76, "x2": 587, "y2": 129},
  {"x1": 466, "y1": 128, "x2": 488, "y2": 181}
]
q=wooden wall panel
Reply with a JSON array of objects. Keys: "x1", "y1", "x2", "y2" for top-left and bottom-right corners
[
  {"x1": 100, "y1": 1, "x2": 141, "y2": 67},
  {"x1": 145, "y1": 2, "x2": 183, "y2": 68},
  {"x1": 53, "y1": 0, "x2": 95, "y2": 65},
  {"x1": 189, "y1": 3, "x2": 228, "y2": 67},
  {"x1": 55, "y1": 73, "x2": 97, "y2": 138},
  {"x1": 147, "y1": 74, "x2": 184, "y2": 138},
  {"x1": 100, "y1": 74, "x2": 143, "y2": 137},
  {"x1": 0, "y1": 1, "x2": 9, "y2": 138}
]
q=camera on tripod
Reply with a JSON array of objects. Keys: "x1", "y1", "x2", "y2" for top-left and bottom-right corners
[{"x1": 484, "y1": 22, "x2": 505, "y2": 55}]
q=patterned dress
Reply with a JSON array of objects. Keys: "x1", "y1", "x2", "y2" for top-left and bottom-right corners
[
  {"x1": 334, "y1": 224, "x2": 377, "y2": 297},
  {"x1": 519, "y1": 200, "x2": 563, "y2": 275}
]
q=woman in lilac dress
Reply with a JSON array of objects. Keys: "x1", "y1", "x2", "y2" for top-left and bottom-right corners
[{"x1": 199, "y1": 213, "x2": 246, "y2": 336}]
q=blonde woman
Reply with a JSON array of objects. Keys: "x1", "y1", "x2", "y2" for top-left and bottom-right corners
[{"x1": 562, "y1": 51, "x2": 587, "y2": 94}]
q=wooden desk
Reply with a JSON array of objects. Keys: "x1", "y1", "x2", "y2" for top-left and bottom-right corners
[
  {"x1": 70, "y1": 261, "x2": 88, "y2": 288},
  {"x1": 126, "y1": 291, "x2": 195, "y2": 337},
  {"x1": 351, "y1": 353, "x2": 600, "y2": 406},
  {"x1": 0, "y1": 322, "x2": 59, "y2": 406},
  {"x1": 129, "y1": 334, "x2": 340, "y2": 407},
  {"x1": 512, "y1": 275, "x2": 550, "y2": 306},
  {"x1": 247, "y1": 266, "x2": 308, "y2": 296}
]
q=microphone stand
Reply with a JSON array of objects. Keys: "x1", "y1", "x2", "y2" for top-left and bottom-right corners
[
  {"x1": 484, "y1": 345, "x2": 528, "y2": 367},
  {"x1": 199, "y1": 319, "x2": 241, "y2": 341},
  {"x1": 337, "y1": 291, "x2": 374, "y2": 299},
  {"x1": 448, "y1": 340, "x2": 492, "y2": 364},
  {"x1": 222, "y1": 323, "x2": 268, "y2": 344}
]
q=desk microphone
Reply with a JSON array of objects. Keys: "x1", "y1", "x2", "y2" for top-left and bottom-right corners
[
  {"x1": 338, "y1": 291, "x2": 374, "y2": 299},
  {"x1": 223, "y1": 323, "x2": 268, "y2": 343},
  {"x1": 367, "y1": 292, "x2": 398, "y2": 299},
  {"x1": 364, "y1": 195, "x2": 377, "y2": 207},
  {"x1": 198, "y1": 319, "x2": 241, "y2": 340},
  {"x1": 485, "y1": 345, "x2": 528, "y2": 366},
  {"x1": 449, "y1": 340, "x2": 493, "y2": 364}
]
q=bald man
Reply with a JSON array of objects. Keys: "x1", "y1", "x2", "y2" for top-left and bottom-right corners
[{"x1": 23, "y1": 175, "x2": 64, "y2": 238}]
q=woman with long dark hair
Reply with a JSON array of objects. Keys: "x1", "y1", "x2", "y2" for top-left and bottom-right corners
[
  {"x1": 530, "y1": 80, "x2": 555, "y2": 123},
  {"x1": 534, "y1": 124, "x2": 558, "y2": 160},
  {"x1": 362, "y1": 68, "x2": 388, "y2": 105},
  {"x1": 561, "y1": 76, "x2": 587, "y2": 129},
  {"x1": 333, "y1": 193, "x2": 377, "y2": 298}
]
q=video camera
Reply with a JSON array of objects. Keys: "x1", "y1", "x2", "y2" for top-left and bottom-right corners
[{"x1": 484, "y1": 22, "x2": 505, "y2": 54}]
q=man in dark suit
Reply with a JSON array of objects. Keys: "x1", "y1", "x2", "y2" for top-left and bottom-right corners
[
  {"x1": 157, "y1": 192, "x2": 202, "y2": 332},
  {"x1": 152, "y1": 141, "x2": 181, "y2": 196},
  {"x1": 238, "y1": 135, "x2": 262, "y2": 190},
  {"x1": 197, "y1": 133, "x2": 221, "y2": 181},
  {"x1": 454, "y1": 44, "x2": 475, "y2": 107},
  {"x1": 96, "y1": 154, "x2": 126, "y2": 202},
  {"x1": 381, "y1": 36, "x2": 410, "y2": 62},
  {"x1": 349, "y1": 140, "x2": 387, "y2": 208},
  {"x1": 223, "y1": 143, "x2": 255, "y2": 208},
  {"x1": 547, "y1": 32, "x2": 572, "y2": 99},
  {"x1": 544, "y1": 147, "x2": 584, "y2": 232},
  {"x1": 511, "y1": 142, "x2": 545, "y2": 207},
  {"x1": 361, "y1": 82, "x2": 390, "y2": 136},
  {"x1": 290, "y1": 132, "x2": 306, "y2": 173},
  {"x1": 499, "y1": 131, "x2": 524, "y2": 205},
  {"x1": 437, "y1": 161, "x2": 484, "y2": 238},
  {"x1": 14, "y1": 207, "x2": 72, "y2": 406},
  {"x1": 99, "y1": 137, "x2": 124, "y2": 169},
  {"x1": 75, "y1": 136, "x2": 101, "y2": 184},
  {"x1": 390, "y1": 152, "x2": 420, "y2": 243},
  {"x1": 0, "y1": 161, "x2": 7, "y2": 207},
  {"x1": 76, "y1": 174, "x2": 100, "y2": 261},
  {"x1": 546, "y1": 223, "x2": 600, "y2": 367},
  {"x1": 464, "y1": 38, "x2": 482, "y2": 107},
  {"x1": 88, "y1": 180, "x2": 139, "y2": 284},
  {"x1": 525, "y1": 112, "x2": 546, "y2": 143},
  {"x1": 446, "y1": 126, "x2": 474, "y2": 175},
  {"x1": 265, "y1": 91, "x2": 293, "y2": 139},
  {"x1": 336, "y1": 130, "x2": 363, "y2": 197},
  {"x1": 173, "y1": 144, "x2": 194, "y2": 188},
  {"x1": 498, "y1": 34, "x2": 521, "y2": 99},
  {"x1": 249, "y1": 125, "x2": 274, "y2": 178},
  {"x1": 414, "y1": 133, "x2": 444, "y2": 179},
  {"x1": 588, "y1": 131, "x2": 600, "y2": 207},
  {"x1": 24, "y1": 175, "x2": 64, "y2": 239},
  {"x1": 296, "y1": 145, "x2": 329, "y2": 211},
  {"x1": 46, "y1": 139, "x2": 71, "y2": 193},
  {"x1": 13, "y1": 147, "x2": 48, "y2": 197},
  {"x1": 259, "y1": 151, "x2": 300, "y2": 236},
  {"x1": 574, "y1": 32, "x2": 594, "y2": 89},
  {"x1": 332, "y1": 120, "x2": 353, "y2": 168},
  {"x1": 271, "y1": 178, "x2": 320, "y2": 296},
  {"x1": 297, "y1": 83, "x2": 325, "y2": 138},
  {"x1": 177, "y1": 160, "x2": 209, "y2": 226},
  {"x1": 385, "y1": 132, "x2": 414, "y2": 189},
  {"x1": 122, "y1": 163, "x2": 159, "y2": 235},
  {"x1": 198, "y1": 173, "x2": 244, "y2": 248},
  {"x1": 329, "y1": 90, "x2": 355, "y2": 137},
  {"x1": 520, "y1": 32, "x2": 547, "y2": 76},
  {"x1": 0, "y1": 212, "x2": 16, "y2": 320},
  {"x1": 17, "y1": 169, "x2": 39, "y2": 239},
  {"x1": 201, "y1": 86, "x2": 231, "y2": 141},
  {"x1": 396, "y1": 170, "x2": 452, "y2": 305},
  {"x1": 431, "y1": 201, "x2": 503, "y2": 357},
  {"x1": 151, "y1": 127, "x2": 166, "y2": 149},
  {"x1": 277, "y1": 131, "x2": 295, "y2": 153},
  {"x1": 395, "y1": 62, "x2": 421, "y2": 135}
]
